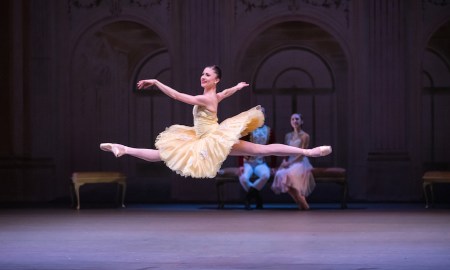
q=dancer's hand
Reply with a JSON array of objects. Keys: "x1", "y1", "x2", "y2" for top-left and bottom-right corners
[
  {"x1": 137, "y1": 79, "x2": 157, "y2": 90},
  {"x1": 280, "y1": 159, "x2": 290, "y2": 168},
  {"x1": 270, "y1": 167, "x2": 276, "y2": 176},
  {"x1": 239, "y1": 166, "x2": 245, "y2": 176},
  {"x1": 235, "y1": 82, "x2": 249, "y2": 91}
]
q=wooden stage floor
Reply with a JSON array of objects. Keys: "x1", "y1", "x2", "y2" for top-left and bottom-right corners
[{"x1": 0, "y1": 203, "x2": 449, "y2": 270}]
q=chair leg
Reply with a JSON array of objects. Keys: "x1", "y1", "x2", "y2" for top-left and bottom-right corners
[
  {"x1": 69, "y1": 183, "x2": 75, "y2": 208},
  {"x1": 120, "y1": 182, "x2": 126, "y2": 208},
  {"x1": 341, "y1": 181, "x2": 348, "y2": 209},
  {"x1": 115, "y1": 182, "x2": 126, "y2": 208},
  {"x1": 430, "y1": 183, "x2": 435, "y2": 208},
  {"x1": 423, "y1": 182, "x2": 430, "y2": 208},
  {"x1": 74, "y1": 183, "x2": 83, "y2": 210},
  {"x1": 216, "y1": 182, "x2": 225, "y2": 209}
]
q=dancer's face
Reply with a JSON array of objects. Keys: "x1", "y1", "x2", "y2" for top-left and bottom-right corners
[
  {"x1": 200, "y1": 67, "x2": 219, "y2": 89},
  {"x1": 290, "y1": 114, "x2": 302, "y2": 130}
]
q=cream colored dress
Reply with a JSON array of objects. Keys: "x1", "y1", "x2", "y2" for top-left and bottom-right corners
[
  {"x1": 155, "y1": 105, "x2": 264, "y2": 178},
  {"x1": 271, "y1": 133, "x2": 316, "y2": 196}
]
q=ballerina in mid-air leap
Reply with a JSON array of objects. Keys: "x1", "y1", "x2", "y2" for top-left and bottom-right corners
[{"x1": 100, "y1": 65, "x2": 331, "y2": 178}]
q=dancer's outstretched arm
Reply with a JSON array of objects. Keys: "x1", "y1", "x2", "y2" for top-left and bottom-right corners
[
  {"x1": 216, "y1": 82, "x2": 249, "y2": 102},
  {"x1": 137, "y1": 79, "x2": 210, "y2": 107}
]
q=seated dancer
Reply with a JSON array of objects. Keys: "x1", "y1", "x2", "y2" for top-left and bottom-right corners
[
  {"x1": 100, "y1": 65, "x2": 331, "y2": 179},
  {"x1": 271, "y1": 113, "x2": 316, "y2": 210},
  {"x1": 238, "y1": 107, "x2": 272, "y2": 210}
]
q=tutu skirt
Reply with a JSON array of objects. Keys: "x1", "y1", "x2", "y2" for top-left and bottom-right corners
[{"x1": 155, "y1": 105, "x2": 264, "y2": 178}]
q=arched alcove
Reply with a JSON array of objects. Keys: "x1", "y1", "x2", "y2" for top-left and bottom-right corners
[
  {"x1": 131, "y1": 50, "x2": 172, "y2": 149},
  {"x1": 255, "y1": 48, "x2": 333, "y2": 89},
  {"x1": 422, "y1": 20, "x2": 450, "y2": 170},
  {"x1": 238, "y1": 20, "x2": 347, "y2": 168},
  {"x1": 70, "y1": 20, "x2": 170, "y2": 171}
]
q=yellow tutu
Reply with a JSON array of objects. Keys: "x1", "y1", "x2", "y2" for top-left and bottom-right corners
[{"x1": 155, "y1": 105, "x2": 264, "y2": 178}]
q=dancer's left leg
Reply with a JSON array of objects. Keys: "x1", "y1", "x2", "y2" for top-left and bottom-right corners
[
  {"x1": 252, "y1": 164, "x2": 271, "y2": 190},
  {"x1": 229, "y1": 140, "x2": 331, "y2": 157}
]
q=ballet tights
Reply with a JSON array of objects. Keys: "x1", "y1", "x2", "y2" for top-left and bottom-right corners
[
  {"x1": 124, "y1": 147, "x2": 162, "y2": 162},
  {"x1": 101, "y1": 141, "x2": 330, "y2": 162},
  {"x1": 100, "y1": 143, "x2": 161, "y2": 162},
  {"x1": 230, "y1": 140, "x2": 330, "y2": 158}
]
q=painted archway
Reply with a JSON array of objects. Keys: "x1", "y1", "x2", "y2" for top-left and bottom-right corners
[
  {"x1": 237, "y1": 20, "x2": 348, "y2": 168},
  {"x1": 421, "y1": 19, "x2": 450, "y2": 170},
  {"x1": 69, "y1": 20, "x2": 170, "y2": 171}
]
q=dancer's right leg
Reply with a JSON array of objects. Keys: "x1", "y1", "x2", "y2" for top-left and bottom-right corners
[
  {"x1": 100, "y1": 143, "x2": 162, "y2": 162},
  {"x1": 287, "y1": 188, "x2": 300, "y2": 207},
  {"x1": 239, "y1": 163, "x2": 253, "y2": 192}
]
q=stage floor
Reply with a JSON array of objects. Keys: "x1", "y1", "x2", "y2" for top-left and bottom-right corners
[{"x1": 0, "y1": 203, "x2": 449, "y2": 270}]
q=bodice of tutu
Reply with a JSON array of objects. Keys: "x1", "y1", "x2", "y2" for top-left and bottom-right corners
[{"x1": 193, "y1": 105, "x2": 219, "y2": 138}]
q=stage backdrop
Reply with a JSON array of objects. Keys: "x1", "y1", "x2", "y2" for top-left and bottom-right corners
[{"x1": 1, "y1": 0, "x2": 450, "y2": 204}]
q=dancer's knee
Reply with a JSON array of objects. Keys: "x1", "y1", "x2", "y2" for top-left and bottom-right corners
[{"x1": 260, "y1": 172, "x2": 270, "y2": 180}]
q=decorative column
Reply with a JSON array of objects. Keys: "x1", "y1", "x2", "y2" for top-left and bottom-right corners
[{"x1": 364, "y1": 0, "x2": 413, "y2": 200}]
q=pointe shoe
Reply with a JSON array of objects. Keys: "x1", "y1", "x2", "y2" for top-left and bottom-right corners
[
  {"x1": 304, "y1": 146, "x2": 332, "y2": 157},
  {"x1": 100, "y1": 143, "x2": 126, "y2": 157}
]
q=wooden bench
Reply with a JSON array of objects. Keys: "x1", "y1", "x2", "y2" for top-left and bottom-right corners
[
  {"x1": 423, "y1": 171, "x2": 450, "y2": 208},
  {"x1": 215, "y1": 167, "x2": 347, "y2": 209},
  {"x1": 311, "y1": 167, "x2": 348, "y2": 209},
  {"x1": 70, "y1": 172, "x2": 127, "y2": 210}
]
